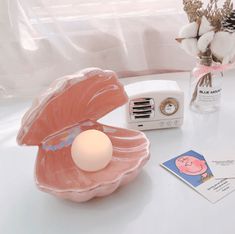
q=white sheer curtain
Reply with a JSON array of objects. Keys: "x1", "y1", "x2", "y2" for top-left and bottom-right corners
[{"x1": 0, "y1": 0, "x2": 193, "y2": 97}]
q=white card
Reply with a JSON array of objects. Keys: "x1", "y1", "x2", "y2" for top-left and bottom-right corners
[
  {"x1": 161, "y1": 150, "x2": 235, "y2": 203},
  {"x1": 207, "y1": 158, "x2": 235, "y2": 179}
]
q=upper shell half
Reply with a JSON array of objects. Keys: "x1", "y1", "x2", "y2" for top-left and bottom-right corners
[{"x1": 17, "y1": 68, "x2": 150, "y2": 202}]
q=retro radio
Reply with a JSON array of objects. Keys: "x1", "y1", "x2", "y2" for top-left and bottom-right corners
[{"x1": 125, "y1": 80, "x2": 184, "y2": 131}]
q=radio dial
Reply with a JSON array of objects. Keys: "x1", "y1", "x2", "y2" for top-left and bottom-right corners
[{"x1": 160, "y1": 98, "x2": 179, "y2": 116}]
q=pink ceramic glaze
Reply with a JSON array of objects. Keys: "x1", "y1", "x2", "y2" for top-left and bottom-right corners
[{"x1": 17, "y1": 68, "x2": 150, "y2": 202}]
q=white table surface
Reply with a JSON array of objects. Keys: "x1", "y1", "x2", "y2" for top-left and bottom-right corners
[{"x1": 1, "y1": 71, "x2": 235, "y2": 234}]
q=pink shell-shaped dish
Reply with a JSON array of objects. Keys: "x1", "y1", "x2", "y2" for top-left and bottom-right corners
[{"x1": 17, "y1": 68, "x2": 150, "y2": 202}]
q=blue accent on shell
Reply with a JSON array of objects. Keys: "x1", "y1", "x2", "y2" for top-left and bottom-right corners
[{"x1": 42, "y1": 129, "x2": 80, "y2": 152}]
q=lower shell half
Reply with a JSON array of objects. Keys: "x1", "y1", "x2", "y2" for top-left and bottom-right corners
[{"x1": 35, "y1": 120, "x2": 150, "y2": 202}]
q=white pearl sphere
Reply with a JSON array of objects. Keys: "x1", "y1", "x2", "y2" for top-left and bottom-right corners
[{"x1": 71, "y1": 129, "x2": 113, "y2": 172}]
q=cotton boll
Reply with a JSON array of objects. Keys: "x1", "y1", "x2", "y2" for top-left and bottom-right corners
[
  {"x1": 181, "y1": 38, "x2": 199, "y2": 56},
  {"x1": 199, "y1": 16, "x2": 213, "y2": 36},
  {"x1": 222, "y1": 56, "x2": 231, "y2": 65},
  {"x1": 198, "y1": 31, "x2": 215, "y2": 53},
  {"x1": 226, "y1": 33, "x2": 235, "y2": 62},
  {"x1": 211, "y1": 32, "x2": 234, "y2": 61},
  {"x1": 178, "y1": 22, "x2": 198, "y2": 38}
]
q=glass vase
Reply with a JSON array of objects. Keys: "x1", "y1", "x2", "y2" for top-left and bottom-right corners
[{"x1": 190, "y1": 56, "x2": 223, "y2": 113}]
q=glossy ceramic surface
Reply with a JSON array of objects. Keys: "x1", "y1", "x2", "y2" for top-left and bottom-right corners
[
  {"x1": 17, "y1": 68, "x2": 150, "y2": 202},
  {"x1": 37, "y1": 120, "x2": 150, "y2": 202},
  {"x1": 17, "y1": 68, "x2": 128, "y2": 145}
]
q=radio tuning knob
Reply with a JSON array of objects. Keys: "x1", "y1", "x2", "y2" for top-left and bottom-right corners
[{"x1": 160, "y1": 98, "x2": 179, "y2": 116}]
